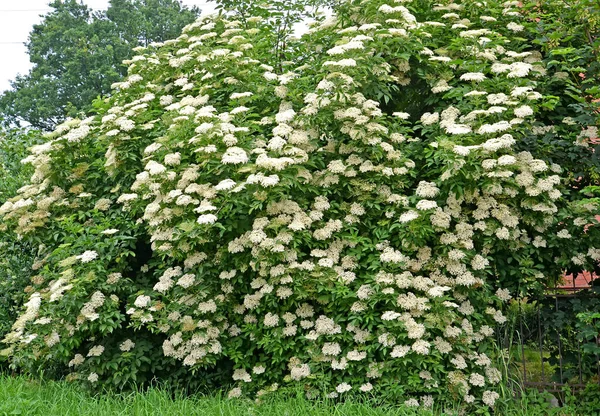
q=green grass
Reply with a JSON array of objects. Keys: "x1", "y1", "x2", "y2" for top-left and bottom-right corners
[
  {"x1": 510, "y1": 345, "x2": 556, "y2": 383},
  {"x1": 0, "y1": 375, "x2": 447, "y2": 416},
  {"x1": 0, "y1": 374, "x2": 592, "y2": 416}
]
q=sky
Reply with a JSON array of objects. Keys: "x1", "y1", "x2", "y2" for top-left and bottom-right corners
[{"x1": 0, "y1": 0, "x2": 217, "y2": 93}]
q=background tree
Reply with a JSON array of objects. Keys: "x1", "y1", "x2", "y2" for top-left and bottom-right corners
[
  {"x1": 214, "y1": 0, "x2": 331, "y2": 71},
  {"x1": 106, "y1": 0, "x2": 202, "y2": 47},
  {"x1": 0, "y1": 0, "x2": 200, "y2": 130}
]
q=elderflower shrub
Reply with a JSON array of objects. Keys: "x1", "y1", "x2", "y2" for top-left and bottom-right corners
[
  {"x1": 0, "y1": 128, "x2": 41, "y2": 356},
  {"x1": 1, "y1": 0, "x2": 600, "y2": 410}
]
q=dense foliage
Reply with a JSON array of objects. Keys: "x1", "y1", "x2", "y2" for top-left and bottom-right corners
[
  {"x1": 0, "y1": 128, "x2": 40, "y2": 360},
  {"x1": 484, "y1": 0, "x2": 600, "y2": 292},
  {"x1": 0, "y1": 0, "x2": 599, "y2": 412},
  {"x1": 0, "y1": 0, "x2": 200, "y2": 130}
]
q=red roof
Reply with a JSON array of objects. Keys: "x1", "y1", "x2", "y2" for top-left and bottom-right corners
[
  {"x1": 557, "y1": 215, "x2": 600, "y2": 289},
  {"x1": 560, "y1": 271, "x2": 597, "y2": 289}
]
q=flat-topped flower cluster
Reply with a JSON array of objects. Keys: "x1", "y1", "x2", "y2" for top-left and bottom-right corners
[{"x1": 1, "y1": 0, "x2": 599, "y2": 410}]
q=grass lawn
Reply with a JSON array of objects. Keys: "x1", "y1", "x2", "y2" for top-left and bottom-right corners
[
  {"x1": 0, "y1": 374, "x2": 445, "y2": 416},
  {"x1": 0, "y1": 374, "x2": 587, "y2": 416}
]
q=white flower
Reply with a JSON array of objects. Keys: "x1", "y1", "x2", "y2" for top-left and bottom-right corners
[
  {"x1": 415, "y1": 181, "x2": 439, "y2": 198},
  {"x1": 323, "y1": 58, "x2": 357, "y2": 67},
  {"x1": 469, "y1": 373, "x2": 485, "y2": 387},
  {"x1": 482, "y1": 391, "x2": 499, "y2": 407},
  {"x1": 159, "y1": 95, "x2": 173, "y2": 106},
  {"x1": 420, "y1": 112, "x2": 439, "y2": 125},
  {"x1": 460, "y1": 28, "x2": 492, "y2": 38},
  {"x1": 508, "y1": 62, "x2": 532, "y2": 78},
  {"x1": 446, "y1": 124, "x2": 472, "y2": 135},
  {"x1": 65, "y1": 125, "x2": 91, "y2": 142},
  {"x1": 77, "y1": 251, "x2": 98, "y2": 263},
  {"x1": 290, "y1": 364, "x2": 311, "y2": 380},
  {"x1": 380, "y1": 247, "x2": 407, "y2": 264},
  {"x1": 177, "y1": 274, "x2": 196, "y2": 288},
  {"x1": 471, "y1": 255, "x2": 489, "y2": 270},
  {"x1": 487, "y1": 93, "x2": 508, "y2": 105},
  {"x1": 195, "y1": 122, "x2": 214, "y2": 134},
  {"x1": 557, "y1": 229, "x2": 571, "y2": 239},
  {"x1": 264, "y1": 312, "x2": 279, "y2": 327},
  {"x1": 360, "y1": 383, "x2": 373, "y2": 392},
  {"x1": 453, "y1": 145, "x2": 471, "y2": 156},
  {"x1": 428, "y1": 286, "x2": 450, "y2": 298},
  {"x1": 429, "y1": 56, "x2": 451, "y2": 63},
  {"x1": 144, "y1": 143, "x2": 162, "y2": 154},
  {"x1": 117, "y1": 193, "x2": 138, "y2": 204},
  {"x1": 230, "y1": 106, "x2": 249, "y2": 115},
  {"x1": 497, "y1": 155, "x2": 516, "y2": 166},
  {"x1": 496, "y1": 288, "x2": 512, "y2": 302},
  {"x1": 392, "y1": 112, "x2": 410, "y2": 119},
  {"x1": 120, "y1": 339, "x2": 135, "y2": 352},
  {"x1": 478, "y1": 121, "x2": 512, "y2": 135},
  {"x1": 465, "y1": 90, "x2": 487, "y2": 97},
  {"x1": 399, "y1": 210, "x2": 419, "y2": 223},
  {"x1": 404, "y1": 398, "x2": 419, "y2": 407},
  {"x1": 529, "y1": 159, "x2": 548, "y2": 172},
  {"x1": 228, "y1": 387, "x2": 242, "y2": 398},
  {"x1": 164, "y1": 153, "x2": 181, "y2": 166},
  {"x1": 263, "y1": 72, "x2": 278, "y2": 81},
  {"x1": 416, "y1": 200, "x2": 438, "y2": 210},
  {"x1": 495, "y1": 227, "x2": 510, "y2": 240},
  {"x1": 215, "y1": 179, "x2": 237, "y2": 191},
  {"x1": 198, "y1": 300, "x2": 217, "y2": 313},
  {"x1": 222, "y1": 147, "x2": 249, "y2": 164},
  {"x1": 460, "y1": 72, "x2": 487, "y2": 82},
  {"x1": 275, "y1": 86, "x2": 288, "y2": 97},
  {"x1": 276, "y1": 109, "x2": 296, "y2": 123},
  {"x1": 253, "y1": 365, "x2": 266, "y2": 374},
  {"x1": 507, "y1": 22, "x2": 524, "y2": 32},
  {"x1": 347, "y1": 350, "x2": 367, "y2": 361},
  {"x1": 134, "y1": 296, "x2": 152, "y2": 309},
  {"x1": 336, "y1": 383, "x2": 352, "y2": 393},
  {"x1": 145, "y1": 160, "x2": 167, "y2": 175},
  {"x1": 412, "y1": 340, "x2": 430, "y2": 355},
  {"x1": 116, "y1": 118, "x2": 135, "y2": 131},
  {"x1": 69, "y1": 354, "x2": 85, "y2": 367},
  {"x1": 381, "y1": 311, "x2": 401, "y2": 321},
  {"x1": 432, "y1": 80, "x2": 452, "y2": 93},
  {"x1": 87, "y1": 345, "x2": 105, "y2": 357},
  {"x1": 230, "y1": 92, "x2": 253, "y2": 99},
  {"x1": 514, "y1": 105, "x2": 533, "y2": 118},
  {"x1": 233, "y1": 369, "x2": 252, "y2": 382},
  {"x1": 198, "y1": 214, "x2": 218, "y2": 225},
  {"x1": 511, "y1": 86, "x2": 534, "y2": 97}
]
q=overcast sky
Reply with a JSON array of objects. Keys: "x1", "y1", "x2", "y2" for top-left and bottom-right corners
[{"x1": 0, "y1": 0, "x2": 217, "y2": 93}]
